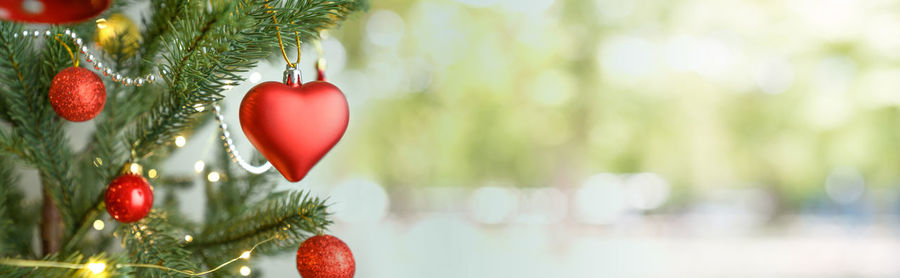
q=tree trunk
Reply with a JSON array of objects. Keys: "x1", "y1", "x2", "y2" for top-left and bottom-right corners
[{"x1": 40, "y1": 186, "x2": 61, "y2": 255}]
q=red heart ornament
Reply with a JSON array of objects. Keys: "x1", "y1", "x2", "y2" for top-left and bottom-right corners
[{"x1": 239, "y1": 80, "x2": 348, "y2": 182}]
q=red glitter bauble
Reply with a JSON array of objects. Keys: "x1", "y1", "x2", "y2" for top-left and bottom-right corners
[
  {"x1": 49, "y1": 67, "x2": 106, "y2": 122},
  {"x1": 296, "y1": 235, "x2": 355, "y2": 278},
  {"x1": 104, "y1": 174, "x2": 153, "y2": 223}
]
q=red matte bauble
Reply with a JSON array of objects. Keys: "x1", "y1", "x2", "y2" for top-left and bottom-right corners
[
  {"x1": 104, "y1": 174, "x2": 153, "y2": 223},
  {"x1": 0, "y1": 0, "x2": 111, "y2": 24},
  {"x1": 296, "y1": 235, "x2": 355, "y2": 278},
  {"x1": 49, "y1": 67, "x2": 106, "y2": 122},
  {"x1": 239, "y1": 80, "x2": 348, "y2": 182}
]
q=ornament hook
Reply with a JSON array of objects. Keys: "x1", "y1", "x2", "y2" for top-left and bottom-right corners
[{"x1": 283, "y1": 64, "x2": 302, "y2": 87}]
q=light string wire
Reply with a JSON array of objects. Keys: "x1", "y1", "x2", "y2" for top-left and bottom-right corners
[
  {"x1": 212, "y1": 103, "x2": 273, "y2": 174},
  {"x1": 0, "y1": 237, "x2": 277, "y2": 276}
]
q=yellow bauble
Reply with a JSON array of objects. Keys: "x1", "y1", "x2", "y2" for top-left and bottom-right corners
[{"x1": 95, "y1": 14, "x2": 140, "y2": 58}]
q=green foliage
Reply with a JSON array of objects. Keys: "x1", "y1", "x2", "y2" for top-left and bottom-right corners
[
  {"x1": 116, "y1": 213, "x2": 201, "y2": 277},
  {"x1": 193, "y1": 191, "x2": 330, "y2": 256},
  {"x1": 0, "y1": 155, "x2": 35, "y2": 258}
]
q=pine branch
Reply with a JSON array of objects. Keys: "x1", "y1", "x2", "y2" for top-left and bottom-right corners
[
  {"x1": 128, "y1": 0, "x2": 365, "y2": 160},
  {"x1": 0, "y1": 23, "x2": 80, "y2": 248},
  {"x1": 0, "y1": 129, "x2": 28, "y2": 161},
  {"x1": 271, "y1": 0, "x2": 369, "y2": 45},
  {"x1": 140, "y1": 0, "x2": 192, "y2": 69},
  {"x1": 0, "y1": 155, "x2": 34, "y2": 258},
  {"x1": 191, "y1": 191, "x2": 331, "y2": 255},
  {"x1": 116, "y1": 213, "x2": 201, "y2": 277}
]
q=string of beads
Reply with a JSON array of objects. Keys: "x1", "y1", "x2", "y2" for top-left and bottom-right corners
[
  {"x1": 213, "y1": 104, "x2": 273, "y2": 174},
  {"x1": 13, "y1": 28, "x2": 159, "y2": 87}
]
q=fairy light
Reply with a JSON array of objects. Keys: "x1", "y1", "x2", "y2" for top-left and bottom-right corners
[
  {"x1": 194, "y1": 161, "x2": 205, "y2": 173},
  {"x1": 184, "y1": 235, "x2": 193, "y2": 243},
  {"x1": 207, "y1": 172, "x2": 221, "y2": 182},
  {"x1": 92, "y1": 220, "x2": 105, "y2": 231},
  {"x1": 95, "y1": 18, "x2": 108, "y2": 29},
  {"x1": 239, "y1": 266, "x2": 251, "y2": 276},
  {"x1": 174, "y1": 136, "x2": 187, "y2": 147},
  {"x1": 0, "y1": 237, "x2": 277, "y2": 276},
  {"x1": 193, "y1": 103, "x2": 205, "y2": 112},
  {"x1": 249, "y1": 72, "x2": 262, "y2": 83},
  {"x1": 86, "y1": 262, "x2": 106, "y2": 274},
  {"x1": 147, "y1": 169, "x2": 158, "y2": 179},
  {"x1": 129, "y1": 163, "x2": 141, "y2": 174}
]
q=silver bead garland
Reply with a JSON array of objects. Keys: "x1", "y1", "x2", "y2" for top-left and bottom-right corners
[
  {"x1": 18, "y1": 28, "x2": 162, "y2": 87},
  {"x1": 212, "y1": 104, "x2": 272, "y2": 174}
]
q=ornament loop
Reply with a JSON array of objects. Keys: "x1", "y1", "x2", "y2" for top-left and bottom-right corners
[
  {"x1": 52, "y1": 34, "x2": 79, "y2": 67},
  {"x1": 266, "y1": 3, "x2": 302, "y2": 68},
  {"x1": 283, "y1": 64, "x2": 302, "y2": 87}
]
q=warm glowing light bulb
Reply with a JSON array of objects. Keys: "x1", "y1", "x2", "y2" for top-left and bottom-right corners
[
  {"x1": 184, "y1": 235, "x2": 193, "y2": 243},
  {"x1": 148, "y1": 169, "x2": 158, "y2": 179},
  {"x1": 86, "y1": 262, "x2": 106, "y2": 274},
  {"x1": 249, "y1": 72, "x2": 262, "y2": 83},
  {"x1": 174, "y1": 136, "x2": 187, "y2": 147},
  {"x1": 240, "y1": 251, "x2": 251, "y2": 259},
  {"x1": 239, "y1": 266, "x2": 251, "y2": 276},
  {"x1": 207, "y1": 172, "x2": 221, "y2": 182},
  {"x1": 194, "y1": 161, "x2": 205, "y2": 173},
  {"x1": 129, "y1": 163, "x2": 141, "y2": 174},
  {"x1": 95, "y1": 18, "x2": 108, "y2": 29},
  {"x1": 92, "y1": 220, "x2": 105, "y2": 231}
]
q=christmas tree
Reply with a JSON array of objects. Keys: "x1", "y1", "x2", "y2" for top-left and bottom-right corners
[{"x1": 0, "y1": 0, "x2": 366, "y2": 277}]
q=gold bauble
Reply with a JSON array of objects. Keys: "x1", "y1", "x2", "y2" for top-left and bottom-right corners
[{"x1": 94, "y1": 14, "x2": 140, "y2": 58}]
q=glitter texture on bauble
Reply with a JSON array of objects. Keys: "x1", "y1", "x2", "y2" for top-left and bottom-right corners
[
  {"x1": 296, "y1": 235, "x2": 355, "y2": 278},
  {"x1": 49, "y1": 67, "x2": 106, "y2": 122}
]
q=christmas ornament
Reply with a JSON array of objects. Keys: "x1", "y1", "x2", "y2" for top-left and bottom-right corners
[
  {"x1": 314, "y1": 36, "x2": 327, "y2": 81},
  {"x1": 239, "y1": 65, "x2": 348, "y2": 182},
  {"x1": 105, "y1": 163, "x2": 153, "y2": 223},
  {"x1": 49, "y1": 67, "x2": 106, "y2": 122},
  {"x1": 316, "y1": 60, "x2": 326, "y2": 81},
  {"x1": 95, "y1": 14, "x2": 140, "y2": 58},
  {"x1": 296, "y1": 235, "x2": 355, "y2": 278},
  {"x1": 0, "y1": 0, "x2": 110, "y2": 24}
]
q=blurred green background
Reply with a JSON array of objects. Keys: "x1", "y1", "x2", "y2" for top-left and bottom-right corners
[{"x1": 330, "y1": 0, "x2": 900, "y2": 210}]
